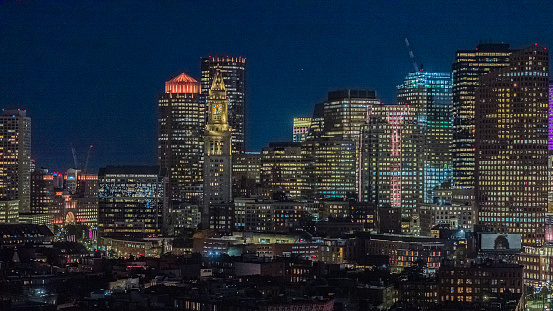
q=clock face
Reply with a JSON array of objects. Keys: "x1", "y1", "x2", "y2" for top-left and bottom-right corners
[{"x1": 213, "y1": 104, "x2": 222, "y2": 115}]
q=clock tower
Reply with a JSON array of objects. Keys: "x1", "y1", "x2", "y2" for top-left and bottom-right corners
[{"x1": 202, "y1": 69, "x2": 233, "y2": 229}]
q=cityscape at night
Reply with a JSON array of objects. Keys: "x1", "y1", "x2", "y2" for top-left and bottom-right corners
[{"x1": 1, "y1": 1, "x2": 553, "y2": 310}]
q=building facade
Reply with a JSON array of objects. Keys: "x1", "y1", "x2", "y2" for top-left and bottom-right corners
[
  {"x1": 201, "y1": 56, "x2": 246, "y2": 154},
  {"x1": 203, "y1": 69, "x2": 233, "y2": 228},
  {"x1": 359, "y1": 105, "x2": 424, "y2": 234},
  {"x1": 0, "y1": 109, "x2": 31, "y2": 213},
  {"x1": 260, "y1": 142, "x2": 308, "y2": 200},
  {"x1": 98, "y1": 166, "x2": 167, "y2": 238},
  {"x1": 452, "y1": 44, "x2": 512, "y2": 189},
  {"x1": 158, "y1": 73, "x2": 204, "y2": 203},
  {"x1": 475, "y1": 45, "x2": 549, "y2": 247},
  {"x1": 232, "y1": 152, "x2": 261, "y2": 198},
  {"x1": 292, "y1": 117, "x2": 311, "y2": 143},
  {"x1": 397, "y1": 72, "x2": 453, "y2": 204}
]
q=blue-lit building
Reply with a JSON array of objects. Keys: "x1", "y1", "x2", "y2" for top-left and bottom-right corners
[
  {"x1": 98, "y1": 166, "x2": 167, "y2": 238},
  {"x1": 397, "y1": 72, "x2": 453, "y2": 204}
]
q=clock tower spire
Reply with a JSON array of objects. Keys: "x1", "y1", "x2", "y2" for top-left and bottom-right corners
[
  {"x1": 205, "y1": 69, "x2": 231, "y2": 156},
  {"x1": 203, "y1": 69, "x2": 233, "y2": 230}
]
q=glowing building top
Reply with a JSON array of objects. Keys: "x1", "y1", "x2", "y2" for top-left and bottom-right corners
[{"x1": 165, "y1": 73, "x2": 200, "y2": 94}]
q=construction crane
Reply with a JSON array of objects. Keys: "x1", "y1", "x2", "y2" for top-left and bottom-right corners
[
  {"x1": 71, "y1": 145, "x2": 79, "y2": 169},
  {"x1": 70, "y1": 144, "x2": 93, "y2": 173},
  {"x1": 405, "y1": 38, "x2": 423, "y2": 72},
  {"x1": 83, "y1": 145, "x2": 93, "y2": 174}
]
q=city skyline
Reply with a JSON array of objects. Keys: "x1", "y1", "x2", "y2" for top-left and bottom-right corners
[{"x1": 1, "y1": 1, "x2": 553, "y2": 172}]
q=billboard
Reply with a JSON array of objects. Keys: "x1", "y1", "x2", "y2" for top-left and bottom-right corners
[{"x1": 480, "y1": 233, "x2": 522, "y2": 251}]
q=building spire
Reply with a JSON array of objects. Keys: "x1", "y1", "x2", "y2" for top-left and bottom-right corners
[{"x1": 211, "y1": 69, "x2": 226, "y2": 91}]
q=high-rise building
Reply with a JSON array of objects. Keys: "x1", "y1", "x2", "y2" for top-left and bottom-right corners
[
  {"x1": 307, "y1": 103, "x2": 324, "y2": 140},
  {"x1": 475, "y1": 45, "x2": 549, "y2": 247},
  {"x1": 30, "y1": 168, "x2": 54, "y2": 216},
  {"x1": 303, "y1": 138, "x2": 357, "y2": 200},
  {"x1": 0, "y1": 109, "x2": 31, "y2": 213},
  {"x1": 232, "y1": 152, "x2": 261, "y2": 198},
  {"x1": 201, "y1": 56, "x2": 246, "y2": 154},
  {"x1": 260, "y1": 142, "x2": 308, "y2": 199},
  {"x1": 452, "y1": 44, "x2": 512, "y2": 189},
  {"x1": 549, "y1": 81, "x2": 553, "y2": 150},
  {"x1": 293, "y1": 117, "x2": 312, "y2": 142},
  {"x1": 158, "y1": 73, "x2": 204, "y2": 203},
  {"x1": 98, "y1": 166, "x2": 167, "y2": 238},
  {"x1": 202, "y1": 69, "x2": 233, "y2": 228},
  {"x1": 397, "y1": 72, "x2": 453, "y2": 203},
  {"x1": 73, "y1": 173, "x2": 98, "y2": 226},
  {"x1": 321, "y1": 89, "x2": 380, "y2": 141},
  {"x1": 359, "y1": 105, "x2": 424, "y2": 234}
]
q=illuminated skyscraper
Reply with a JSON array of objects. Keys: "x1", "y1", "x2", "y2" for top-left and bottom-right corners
[
  {"x1": 202, "y1": 69, "x2": 233, "y2": 228},
  {"x1": 452, "y1": 44, "x2": 512, "y2": 189},
  {"x1": 397, "y1": 72, "x2": 452, "y2": 203},
  {"x1": 303, "y1": 138, "x2": 357, "y2": 200},
  {"x1": 475, "y1": 45, "x2": 549, "y2": 247},
  {"x1": 158, "y1": 73, "x2": 203, "y2": 203},
  {"x1": 201, "y1": 56, "x2": 246, "y2": 154},
  {"x1": 98, "y1": 165, "x2": 167, "y2": 238},
  {"x1": 293, "y1": 117, "x2": 311, "y2": 142},
  {"x1": 321, "y1": 89, "x2": 380, "y2": 141},
  {"x1": 549, "y1": 81, "x2": 553, "y2": 150},
  {"x1": 0, "y1": 109, "x2": 31, "y2": 213},
  {"x1": 359, "y1": 105, "x2": 424, "y2": 234}
]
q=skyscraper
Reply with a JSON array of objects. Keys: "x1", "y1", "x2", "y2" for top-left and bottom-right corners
[
  {"x1": 202, "y1": 69, "x2": 233, "y2": 228},
  {"x1": 321, "y1": 89, "x2": 381, "y2": 141},
  {"x1": 201, "y1": 56, "x2": 246, "y2": 154},
  {"x1": 359, "y1": 105, "x2": 424, "y2": 234},
  {"x1": 158, "y1": 73, "x2": 203, "y2": 203},
  {"x1": 397, "y1": 72, "x2": 453, "y2": 203},
  {"x1": 0, "y1": 109, "x2": 31, "y2": 213},
  {"x1": 452, "y1": 43, "x2": 512, "y2": 189},
  {"x1": 475, "y1": 45, "x2": 549, "y2": 247},
  {"x1": 303, "y1": 138, "x2": 357, "y2": 200},
  {"x1": 293, "y1": 117, "x2": 311, "y2": 143}
]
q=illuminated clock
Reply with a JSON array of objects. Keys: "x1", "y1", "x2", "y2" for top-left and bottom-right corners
[{"x1": 213, "y1": 104, "x2": 222, "y2": 115}]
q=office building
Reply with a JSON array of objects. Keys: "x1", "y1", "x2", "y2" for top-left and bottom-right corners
[
  {"x1": 307, "y1": 103, "x2": 324, "y2": 140},
  {"x1": 452, "y1": 43, "x2": 512, "y2": 189},
  {"x1": 0, "y1": 200, "x2": 18, "y2": 223},
  {"x1": 292, "y1": 117, "x2": 311, "y2": 142},
  {"x1": 203, "y1": 69, "x2": 233, "y2": 228},
  {"x1": 475, "y1": 45, "x2": 549, "y2": 246},
  {"x1": 302, "y1": 138, "x2": 356, "y2": 200},
  {"x1": 201, "y1": 56, "x2": 246, "y2": 154},
  {"x1": 73, "y1": 173, "x2": 98, "y2": 226},
  {"x1": 260, "y1": 142, "x2": 308, "y2": 200},
  {"x1": 359, "y1": 105, "x2": 424, "y2": 234},
  {"x1": 397, "y1": 72, "x2": 453, "y2": 203},
  {"x1": 0, "y1": 109, "x2": 31, "y2": 213},
  {"x1": 321, "y1": 89, "x2": 380, "y2": 141},
  {"x1": 158, "y1": 73, "x2": 203, "y2": 203},
  {"x1": 232, "y1": 152, "x2": 261, "y2": 198},
  {"x1": 98, "y1": 165, "x2": 167, "y2": 238},
  {"x1": 549, "y1": 81, "x2": 553, "y2": 150}
]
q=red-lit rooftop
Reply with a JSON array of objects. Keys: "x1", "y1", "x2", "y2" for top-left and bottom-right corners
[{"x1": 165, "y1": 73, "x2": 200, "y2": 94}]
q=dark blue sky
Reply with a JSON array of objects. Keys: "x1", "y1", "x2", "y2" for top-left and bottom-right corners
[{"x1": 1, "y1": 0, "x2": 552, "y2": 172}]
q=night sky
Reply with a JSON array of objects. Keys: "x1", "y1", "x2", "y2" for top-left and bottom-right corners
[{"x1": 1, "y1": 1, "x2": 552, "y2": 172}]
